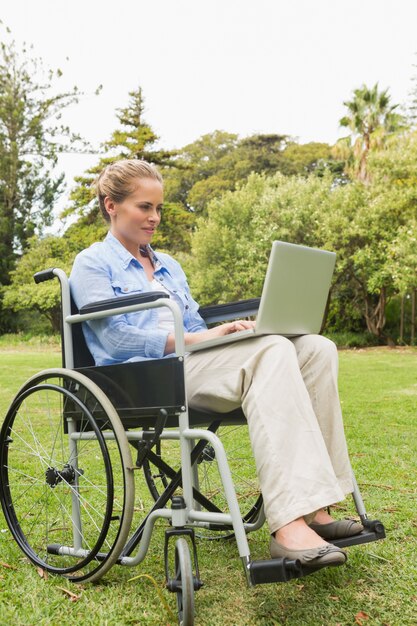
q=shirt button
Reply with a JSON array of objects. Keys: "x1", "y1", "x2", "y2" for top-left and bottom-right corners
[{"x1": 185, "y1": 305, "x2": 189, "y2": 310}]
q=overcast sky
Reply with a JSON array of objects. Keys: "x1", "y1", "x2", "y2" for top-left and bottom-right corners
[{"x1": 2, "y1": 0, "x2": 417, "y2": 225}]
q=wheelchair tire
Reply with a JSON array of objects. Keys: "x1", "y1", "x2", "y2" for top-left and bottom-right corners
[
  {"x1": 0, "y1": 368, "x2": 135, "y2": 582},
  {"x1": 174, "y1": 538, "x2": 194, "y2": 626}
]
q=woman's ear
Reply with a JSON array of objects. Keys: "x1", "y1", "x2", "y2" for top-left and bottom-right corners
[{"x1": 104, "y1": 196, "x2": 116, "y2": 219}]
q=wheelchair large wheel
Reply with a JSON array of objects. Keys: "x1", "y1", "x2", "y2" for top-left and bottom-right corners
[
  {"x1": 143, "y1": 423, "x2": 262, "y2": 539},
  {"x1": 0, "y1": 369, "x2": 135, "y2": 582}
]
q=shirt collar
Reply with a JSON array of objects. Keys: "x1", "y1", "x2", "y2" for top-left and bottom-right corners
[{"x1": 104, "y1": 231, "x2": 170, "y2": 274}]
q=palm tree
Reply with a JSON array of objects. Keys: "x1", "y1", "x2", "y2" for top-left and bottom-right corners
[{"x1": 338, "y1": 83, "x2": 406, "y2": 182}]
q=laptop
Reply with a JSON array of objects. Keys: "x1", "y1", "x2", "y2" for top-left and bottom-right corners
[{"x1": 187, "y1": 240, "x2": 336, "y2": 353}]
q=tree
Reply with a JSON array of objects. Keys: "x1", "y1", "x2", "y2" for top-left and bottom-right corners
[
  {"x1": 279, "y1": 142, "x2": 333, "y2": 176},
  {"x1": 338, "y1": 83, "x2": 406, "y2": 182},
  {"x1": 186, "y1": 172, "x2": 338, "y2": 306},
  {"x1": 163, "y1": 132, "x2": 334, "y2": 215},
  {"x1": 103, "y1": 88, "x2": 176, "y2": 165},
  {"x1": 161, "y1": 131, "x2": 239, "y2": 208},
  {"x1": 185, "y1": 155, "x2": 417, "y2": 342},
  {"x1": 2, "y1": 235, "x2": 74, "y2": 332},
  {"x1": 0, "y1": 30, "x2": 82, "y2": 330}
]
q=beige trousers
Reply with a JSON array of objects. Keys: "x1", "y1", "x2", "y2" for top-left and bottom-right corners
[{"x1": 185, "y1": 334, "x2": 353, "y2": 534}]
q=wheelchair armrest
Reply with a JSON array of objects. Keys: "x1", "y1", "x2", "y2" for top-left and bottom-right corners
[
  {"x1": 79, "y1": 292, "x2": 169, "y2": 315},
  {"x1": 199, "y1": 298, "x2": 260, "y2": 323}
]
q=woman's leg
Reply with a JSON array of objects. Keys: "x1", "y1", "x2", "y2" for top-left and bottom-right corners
[
  {"x1": 290, "y1": 334, "x2": 353, "y2": 496},
  {"x1": 185, "y1": 334, "x2": 350, "y2": 536}
]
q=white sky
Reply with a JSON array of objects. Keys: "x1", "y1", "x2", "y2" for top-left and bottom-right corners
[{"x1": 2, "y1": 0, "x2": 417, "y2": 227}]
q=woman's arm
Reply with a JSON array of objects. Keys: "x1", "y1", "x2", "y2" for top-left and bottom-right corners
[{"x1": 70, "y1": 248, "x2": 170, "y2": 361}]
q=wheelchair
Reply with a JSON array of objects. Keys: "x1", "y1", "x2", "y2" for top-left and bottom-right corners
[{"x1": 0, "y1": 268, "x2": 385, "y2": 625}]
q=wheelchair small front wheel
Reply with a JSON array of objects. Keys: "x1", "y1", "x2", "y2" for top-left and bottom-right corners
[{"x1": 174, "y1": 538, "x2": 195, "y2": 626}]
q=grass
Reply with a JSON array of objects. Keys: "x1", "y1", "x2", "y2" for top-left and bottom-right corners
[
  {"x1": 0, "y1": 344, "x2": 416, "y2": 625},
  {"x1": 0, "y1": 333, "x2": 60, "y2": 351}
]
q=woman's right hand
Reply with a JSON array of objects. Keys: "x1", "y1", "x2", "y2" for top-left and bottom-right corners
[
  {"x1": 164, "y1": 320, "x2": 256, "y2": 354},
  {"x1": 186, "y1": 320, "x2": 256, "y2": 345}
]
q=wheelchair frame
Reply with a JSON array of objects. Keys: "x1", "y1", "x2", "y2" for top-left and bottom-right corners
[{"x1": 0, "y1": 267, "x2": 386, "y2": 625}]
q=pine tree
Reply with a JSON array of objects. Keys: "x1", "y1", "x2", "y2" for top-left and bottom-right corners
[{"x1": 0, "y1": 29, "x2": 81, "y2": 330}]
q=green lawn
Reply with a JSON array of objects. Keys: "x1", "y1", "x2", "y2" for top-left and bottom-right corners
[{"x1": 0, "y1": 344, "x2": 416, "y2": 626}]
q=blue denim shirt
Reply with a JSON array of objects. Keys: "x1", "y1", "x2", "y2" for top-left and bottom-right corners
[{"x1": 69, "y1": 232, "x2": 207, "y2": 365}]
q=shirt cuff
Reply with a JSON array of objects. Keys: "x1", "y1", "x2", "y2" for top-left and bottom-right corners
[{"x1": 144, "y1": 328, "x2": 170, "y2": 359}]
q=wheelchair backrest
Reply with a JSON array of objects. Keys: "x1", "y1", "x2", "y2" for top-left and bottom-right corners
[{"x1": 69, "y1": 295, "x2": 95, "y2": 368}]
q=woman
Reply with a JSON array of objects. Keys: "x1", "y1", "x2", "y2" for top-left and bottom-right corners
[{"x1": 70, "y1": 159, "x2": 363, "y2": 568}]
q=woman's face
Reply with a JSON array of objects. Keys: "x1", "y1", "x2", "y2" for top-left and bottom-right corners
[{"x1": 104, "y1": 177, "x2": 163, "y2": 250}]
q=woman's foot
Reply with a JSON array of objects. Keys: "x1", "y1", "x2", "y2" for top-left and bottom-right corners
[
  {"x1": 309, "y1": 508, "x2": 364, "y2": 540},
  {"x1": 274, "y1": 517, "x2": 329, "y2": 550},
  {"x1": 269, "y1": 517, "x2": 347, "y2": 567},
  {"x1": 269, "y1": 536, "x2": 347, "y2": 567},
  {"x1": 270, "y1": 517, "x2": 347, "y2": 567}
]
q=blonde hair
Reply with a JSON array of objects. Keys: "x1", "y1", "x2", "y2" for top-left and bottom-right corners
[{"x1": 96, "y1": 159, "x2": 163, "y2": 222}]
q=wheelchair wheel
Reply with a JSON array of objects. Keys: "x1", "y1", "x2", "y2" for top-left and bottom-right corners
[
  {"x1": 174, "y1": 538, "x2": 194, "y2": 626},
  {"x1": 142, "y1": 423, "x2": 262, "y2": 539},
  {"x1": 0, "y1": 369, "x2": 135, "y2": 582}
]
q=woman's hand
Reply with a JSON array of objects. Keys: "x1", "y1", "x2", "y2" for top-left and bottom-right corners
[
  {"x1": 164, "y1": 320, "x2": 256, "y2": 354},
  {"x1": 187, "y1": 319, "x2": 256, "y2": 345}
]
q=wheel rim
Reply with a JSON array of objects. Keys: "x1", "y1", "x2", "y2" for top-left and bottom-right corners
[{"x1": 0, "y1": 370, "x2": 134, "y2": 582}]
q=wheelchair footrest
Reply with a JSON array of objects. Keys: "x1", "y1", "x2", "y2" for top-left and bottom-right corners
[
  {"x1": 249, "y1": 558, "x2": 302, "y2": 585},
  {"x1": 248, "y1": 520, "x2": 385, "y2": 585},
  {"x1": 330, "y1": 519, "x2": 386, "y2": 549}
]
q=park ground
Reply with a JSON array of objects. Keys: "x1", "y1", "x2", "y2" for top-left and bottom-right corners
[{"x1": 0, "y1": 342, "x2": 415, "y2": 626}]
